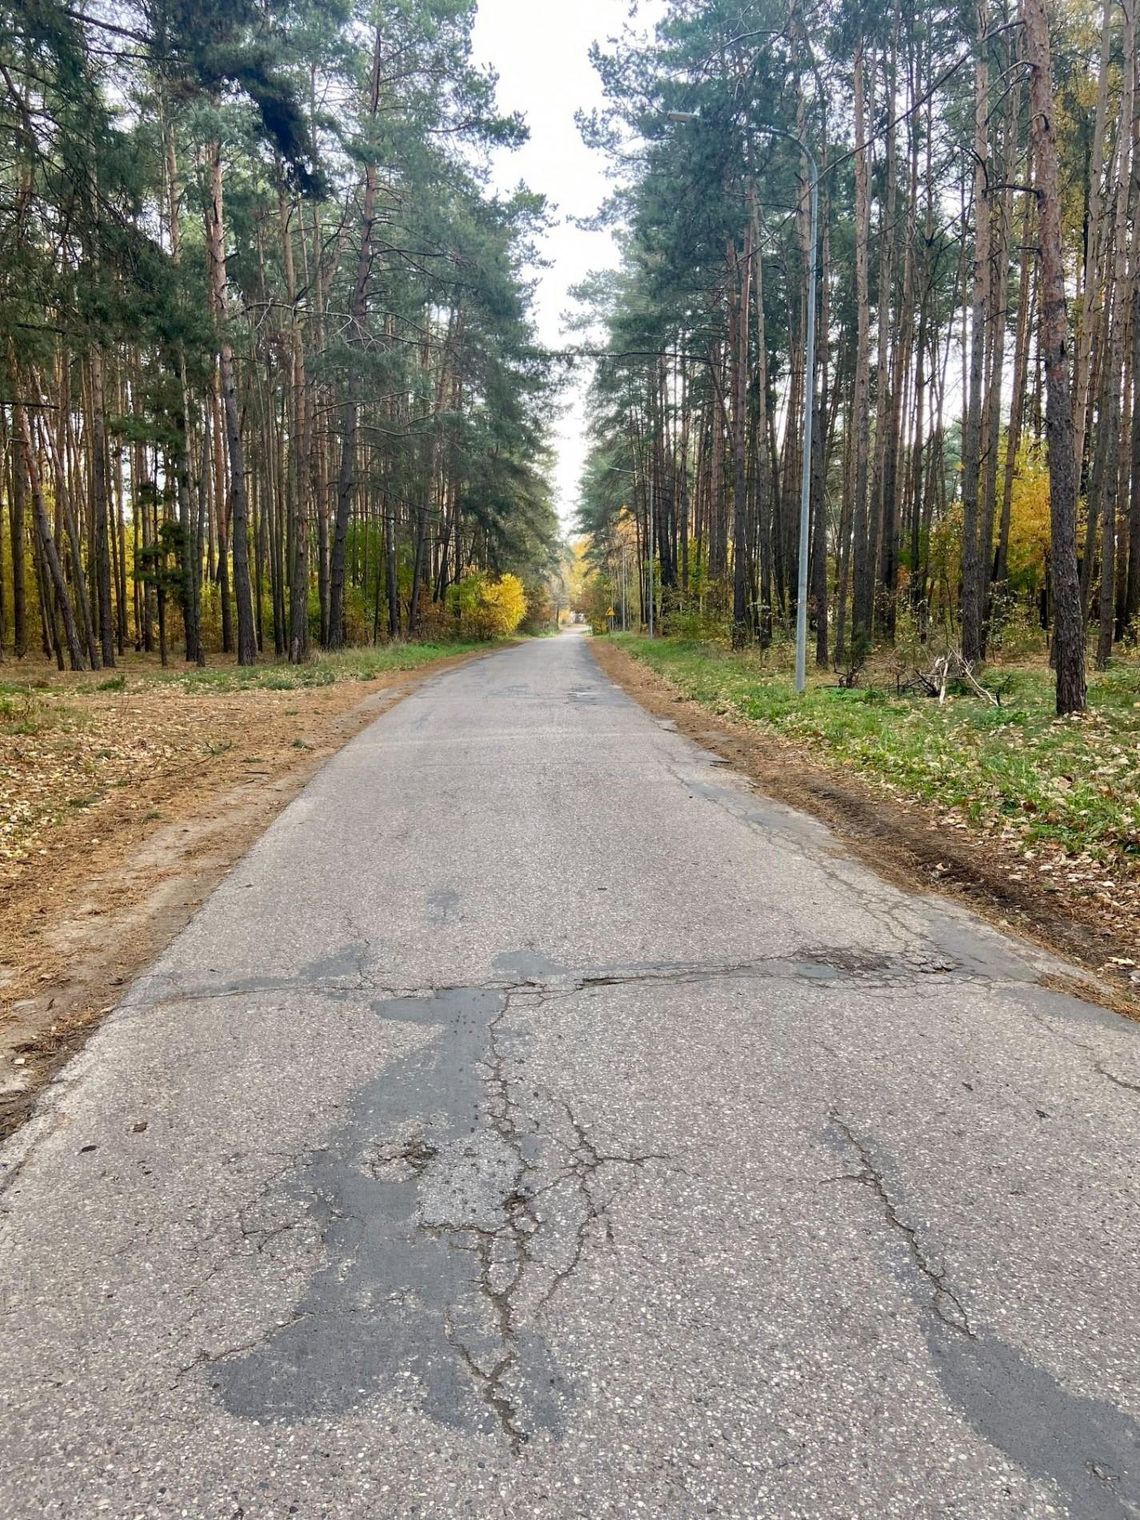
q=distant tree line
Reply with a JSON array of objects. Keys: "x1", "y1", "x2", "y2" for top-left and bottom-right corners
[
  {"x1": 0, "y1": 0, "x2": 560, "y2": 669},
  {"x1": 577, "y1": 0, "x2": 1140, "y2": 713}
]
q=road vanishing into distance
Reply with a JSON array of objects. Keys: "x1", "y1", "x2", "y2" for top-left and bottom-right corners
[{"x1": 2, "y1": 629, "x2": 1140, "y2": 1518}]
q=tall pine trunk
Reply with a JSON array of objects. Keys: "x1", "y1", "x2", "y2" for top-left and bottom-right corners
[
  {"x1": 14, "y1": 399, "x2": 85, "y2": 670},
  {"x1": 850, "y1": 43, "x2": 874, "y2": 650},
  {"x1": 1098, "y1": 0, "x2": 1136, "y2": 667},
  {"x1": 960, "y1": 7, "x2": 990, "y2": 664},
  {"x1": 89, "y1": 349, "x2": 115, "y2": 667},
  {"x1": 328, "y1": 29, "x2": 382, "y2": 649},
  {"x1": 205, "y1": 139, "x2": 256, "y2": 665},
  {"x1": 1022, "y1": 0, "x2": 1087, "y2": 713}
]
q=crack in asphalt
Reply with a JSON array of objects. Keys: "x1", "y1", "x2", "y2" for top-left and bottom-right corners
[
  {"x1": 664, "y1": 760, "x2": 947, "y2": 949},
  {"x1": 1097, "y1": 1064, "x2": 1140, "y2": 1094},
  {"x1": 433, "y1": 988, "x2": 542, "y2": 1447},
  {"x1": 175, "y1": 1306, "x2": 311, "y2": 1381},
  {"x1": 203, "y1": 980, "x2": 672, "y2": 1446},
  {"x1": 445, "y1": 1315, "x2": 525, "y2": 1448},
  {"x1": 112, "y1": 945, "x2": 998, "y2": 1023},
  {"x1": 1026, "y1": 1001, "x2": 1140, "y2": 1101},
  {"x1": 829, "y1": 1110, "x2": 974, "y2": 1338},
  {"x1": 537, "y1": 1098, "x2": 671, "y2": 1311},
  {"x1": 428, "y1": 987, "x2": 672, "y2": 1449},
  {"x1": 821, "y1": 1112, "x2": 1140, "y2": 1512},
  {"x1": 662, "y1": 755, "x2": 1065, "y2": 991}
]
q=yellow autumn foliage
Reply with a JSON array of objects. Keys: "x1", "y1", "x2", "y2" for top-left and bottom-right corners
[
  {"x1": 448, "y1": 571, "x2": 528, "y2": 639},
  {"x1": 1007, "y1": 444, "x2": 1053, "y2": 593},
  {"x1": 482, "y1": 573, "x2": 527, "y2": 636}
]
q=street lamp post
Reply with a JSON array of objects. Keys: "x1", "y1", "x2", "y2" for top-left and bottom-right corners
[
  {"x1": 647, "y1": 474, "x2": 655, "y2": 638},
  {"x1": 666, "y1": 112, "x2": 818, "y2": 692}
]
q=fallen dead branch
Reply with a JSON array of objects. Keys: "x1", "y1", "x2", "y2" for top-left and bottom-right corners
[{"x1": 897, "y1": 649, "x2": 1005, "y2": 706}]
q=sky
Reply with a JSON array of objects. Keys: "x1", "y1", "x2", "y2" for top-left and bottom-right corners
[{"x1": 470, "y1": 0, "x2": 659, "y2": 531}]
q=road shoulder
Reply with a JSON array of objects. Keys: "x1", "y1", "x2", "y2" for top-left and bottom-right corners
[
  {"x1": 0, "y1": 646, "x2": 499, "y2": 1139},
  {"x1": 591, "y1": 636, "x2": 1140, "y2": 1022}
]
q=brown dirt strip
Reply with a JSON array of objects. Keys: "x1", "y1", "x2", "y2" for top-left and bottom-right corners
[
  {"x1": 0, "y1": 647, "x2": 496, "y2": 1140},
  {"x1": 591, "y1": 638, "x2": 1140, "y2": 1023}
]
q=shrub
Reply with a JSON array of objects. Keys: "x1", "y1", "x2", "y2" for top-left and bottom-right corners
[
  {"x1": 447, "y1": 572, "x2": 527, "y2": 639},
  {"x1": 482, "y1": 573, "x2": 527, "y2": 636}
]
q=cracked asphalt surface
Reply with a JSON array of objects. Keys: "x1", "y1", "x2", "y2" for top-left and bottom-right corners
[{"x1": 3, "y1": 628, "x2": 1140, "y2": 1518}]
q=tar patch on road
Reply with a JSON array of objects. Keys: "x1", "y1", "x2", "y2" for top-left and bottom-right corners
[
  {"x1": 934, "y1": 1329, "x2": 1140, "y2": 1519},
  {"x1": 212, "y1": 987, "x2": 563, "y2": 1442},
  {"x1": 212, "y1": 969, "x2": 661, "y2": 1447},
  {"x1": 832, "y1": 1116, "x2": 1140, "y2": 1516}
]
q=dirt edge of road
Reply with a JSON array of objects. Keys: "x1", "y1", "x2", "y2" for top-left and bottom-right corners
[
  {"x1": 0, "y1": 646, "x2": 499, "y2": 1142},
  {"x1": 591, "y1": 638, "x2": 1140, "y2": 1023}
]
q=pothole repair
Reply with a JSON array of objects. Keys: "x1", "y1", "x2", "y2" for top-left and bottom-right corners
[
  {"x1": 210, "y1": 983, "x2": 669, "y2": 1447},
  {"x1": 204, "y1": 941, "x2": 978, "y2": 1447}
]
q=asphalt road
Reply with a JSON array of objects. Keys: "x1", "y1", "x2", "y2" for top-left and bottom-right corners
[{"x1": 3, "y1": 630, "x2": 1140, "y2": 1519}]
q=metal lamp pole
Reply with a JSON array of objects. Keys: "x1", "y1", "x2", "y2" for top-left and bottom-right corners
[
  {"x1": 666, "y1": 112, "x2": 818, "y2": 691},
  {"x1": 779, "y1": 129, "x2": 818, "y2": 695},
  {"x1": 647, "y1": 474, "x2": 655, "y2": 638}
]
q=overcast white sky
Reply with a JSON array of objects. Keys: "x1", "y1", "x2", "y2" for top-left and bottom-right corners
[{"x1": 471, "y1": 1, "x2": 659, "y2": 530}]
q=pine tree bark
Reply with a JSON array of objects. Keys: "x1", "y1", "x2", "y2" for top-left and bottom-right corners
[
  {"x1": 998, "y1": 175, "x2": 1035, "y2": 592},
  {"x1": 328, "y1": 29, "x2": 383, "y2": 649},
  {"x1": 869, "y1": 36, "x2": 898, "y2": 636},
  {"x1": 979, "y1": 83, "x2": 1013, "y2": 652},
  {"x1": 205, "y1": 139, "x2": 257, "y2": 665},
  {"x1": 1129, "y1": 267, "x2": 1140, "y2": 627},
  {"x1": 961, "y1": 8, "x2": 990, "y2": 664},
  {"x1": 14, "y1": 400, "x2": 85, "y2": 670},
  {"x1": 279, "y1": 192, "x2": 311, "y2": 664},
  {"x1": 163, "y1": 105, "x2": 203, "y2": 665},
  {"x1": 40, "y1": 358, "x2": 99, "y2": 666},
  {"x1": 89, "y1": 349, "x2": 116, "y2": 667},
  {"x1": 9, "y1": 441, "x2": 27, "y2": 658},
  {"x1": 1022, "y1": 0, "x2": 1087, "y2": 713},
  {"x1": 1098, "y1": 0, "x2": 1136, "y2": 667},
  {"x1": 1074, "y1": 0, "x2": 1114, "y2": 480},
  {"x1": 850, "y1": 42, "x2": 874, "y2": 649}
]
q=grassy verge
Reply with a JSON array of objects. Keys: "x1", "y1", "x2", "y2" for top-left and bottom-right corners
[
  {"x1": 610, "y1": 634, "x2": 1140, "y2": 878},
  {"x1": 0, "y1": 639, "x2": 504, "y2": 702}
]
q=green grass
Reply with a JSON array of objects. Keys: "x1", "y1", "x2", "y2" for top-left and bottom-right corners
[
  {"x1": 0, "y1": 691, "x2": 54, "y2": 735},
  {"x1": 611, "y1": 634, "x2": 1140, "y2": 865}
]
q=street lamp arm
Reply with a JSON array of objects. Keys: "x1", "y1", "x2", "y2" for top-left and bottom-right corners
[{"x1": 754, "y1": 122, "x2": 819, "y2": 185}]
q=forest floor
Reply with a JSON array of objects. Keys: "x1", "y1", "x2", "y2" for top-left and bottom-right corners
[
  {"x1": 0, "y1": 641, "x2": 501, "y2": 1137},
  {"x1": 595, "y1": 634, "x2": 1140, "y2": 1015}
]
